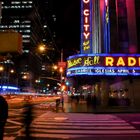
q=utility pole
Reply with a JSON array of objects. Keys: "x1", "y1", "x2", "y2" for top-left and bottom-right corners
[
  {"x1": 58, "y1": 49, "x2": 66, "y2": 92},
  {"x1": 60, "y1": 49, "x2": 63, "y2": 84}
]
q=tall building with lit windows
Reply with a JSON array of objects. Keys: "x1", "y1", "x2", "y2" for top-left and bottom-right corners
[
  {"x1": 0, "y1": 0, "x2": 57, "y2": 91},
  {"x1": 0, "y1": 0, "x2": 44, "y2": 52}
]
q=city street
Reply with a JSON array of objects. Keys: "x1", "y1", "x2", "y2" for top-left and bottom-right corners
[
  {"x1": 1, "y1": 1, "x2": 140, "y2": 140},
  {"x1": 4, "y1": 99, "x2": 140, "y2": 140}
]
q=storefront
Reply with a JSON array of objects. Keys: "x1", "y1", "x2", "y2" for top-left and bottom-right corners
[{"x1": 66, "y1": 54, "x2": 140, "y2": 107}]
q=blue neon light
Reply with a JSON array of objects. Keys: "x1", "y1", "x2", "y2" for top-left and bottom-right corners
[
  {"x1": 67, "y1": 66, "x2": 140, "y2": 77},
  {"x1": 89, "y1": 0, "x2": 92, "y2": 53},
  {"x1": 67, "y1": 54, "x2": 140, "y2": 76},
  {"x1": 104, "y1": 0, "x2": 110, "y2": 53},
  {"x1": 81, "y1": 0, "x2": 92, "y2": 54},
  {"x1": 0, "y1": 85, "x2": 19, "y2": 91},
  {"x1": 80, "y1": 0, "x2": 84, "y2": 53},
  {"x1": 2, "y1": 86, "x2": 19, "y2": 90}
]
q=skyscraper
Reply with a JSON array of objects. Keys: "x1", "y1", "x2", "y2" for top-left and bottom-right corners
[{"x1": 0, "y1": 0, "x2": 57, "y2": 91}]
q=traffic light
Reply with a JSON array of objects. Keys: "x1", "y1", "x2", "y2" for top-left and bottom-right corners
[
  {"x1": 59, "y1": 67, "x2": 63, "y2": 73},
  {"x1": 65, "y1": 81, "x2": 69, "y2": 86},
  {"x1": 61, "y1": 84, "x2": 66, "y2": 91}
]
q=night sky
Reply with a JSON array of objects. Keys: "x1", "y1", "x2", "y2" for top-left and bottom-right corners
[{"x1": 54, "y1": 0, "x2": 81, "y2": 59}]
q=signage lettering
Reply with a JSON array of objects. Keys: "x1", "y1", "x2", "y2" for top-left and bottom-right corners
[
  {"x1": 67, "y1": 58, "x2": 82, "y2": 68},
  {"x1": 105, "y1": 57, "x2": 114, "y2": 66},
  {"x1": 128, "y1": 57, "x2": 137, "y2": 66},
  {"x1": 116, "y1": 57, "x2": 125, "y2": 66},
  {"x1": 67, "y1": 54, "x2": 140, "y2": 76},
  {"x1": 84, "y1": 56, "x2": 100, "y2": 66},
  {"x1": 82, "y1": 0, "x2": 91, "y2": 52},
  {"x1": 105, "y1": 56, "x2": 140, "y2": 67}
]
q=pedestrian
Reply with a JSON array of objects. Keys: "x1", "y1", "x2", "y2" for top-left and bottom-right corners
[
  {"x1": 23, "y1": 100, "x2": 33, "y2": 139},
  {"x1": 0, "y1": 95, "x2": 8, "y2": 140},
  {"x1": 92, "y1": 94, "x2": 97, "y2": 109},
  {"x1": 56, "y1": 98, "x2": 60, "y2": 112},
  {"x1": 60, "y1": 94, "x2": 64, "y2": 106}
]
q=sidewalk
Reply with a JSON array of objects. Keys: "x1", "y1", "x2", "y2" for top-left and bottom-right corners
[{"x1": 62, "y1": 101, "x2": 140, "y2": 114}]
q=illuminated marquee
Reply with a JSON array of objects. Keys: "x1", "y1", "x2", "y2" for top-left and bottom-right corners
[
  {"x1": 81, "y1": 0, "x2": 92, "y2": 53},
  {"x1": 105, "y1": 57, "x2": 140, "y2": 67},
  {"x1": 67, "y1": 54, "x2": 140, "y2": 76}
]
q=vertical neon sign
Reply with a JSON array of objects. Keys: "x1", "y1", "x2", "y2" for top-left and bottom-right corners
[
  {"x1": 104, "y1": 0, "x2": 110, "y2": 53},
  {"x1": 81, "y1": 0, "x2": 92, "y2": 54}
]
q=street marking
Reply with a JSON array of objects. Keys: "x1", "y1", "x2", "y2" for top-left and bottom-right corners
[
  {"x1": 29, "y1": 128, "x2": 140, "y2": 135},
  {"x1": 54, "y1": 117, "x2": 68, "y2": 121},
  {"x1": 132, "y1": 122, "x2": 140, "y2": 124},
  {"x1": 33, "y1": 122, "x2": 130, "y2": 126},
  {"x1": 7, "y1": 119, "x2": 23, "y2": 125},
  {"x1": 31, "y1": 124, "x2": 135, "y2": 130}
]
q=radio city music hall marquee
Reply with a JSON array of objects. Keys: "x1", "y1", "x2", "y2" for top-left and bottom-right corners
[{"x1": 66, "y1": 54, "x2": 140, "y2": 76}]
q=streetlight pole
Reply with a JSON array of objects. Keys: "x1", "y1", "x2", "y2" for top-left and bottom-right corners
[
  {"x1": 60, "y1": 49, "x2": 63, "y2": 85},
  {"x1": 0, "y1": 65, "x2": 4, "y2": 92}
]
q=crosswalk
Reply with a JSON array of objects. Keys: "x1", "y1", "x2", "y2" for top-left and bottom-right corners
[
  {"x1": 13, "y1": 112, "x2": 140, "y2": 140},
  {"x1": 4, "y1": 105, "x2": 53, "y2": 140}
]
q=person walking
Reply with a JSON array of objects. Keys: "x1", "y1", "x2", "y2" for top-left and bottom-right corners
[
  {"x1": 0, "y1": 95, "x2": 8, "y2": 140},
  {"x1": 23, "y1": 100, "x2": 33, "y2": 139}
]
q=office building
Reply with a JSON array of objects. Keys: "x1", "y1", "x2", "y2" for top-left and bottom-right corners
[{"x1": 0, "y1": 0, "x2": 57, "y2": 91}]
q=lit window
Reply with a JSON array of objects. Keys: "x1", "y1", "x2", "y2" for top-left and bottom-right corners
[
  {"x1": 23, "y1": 40, "x2": 30, "y2": 43},
  {"x1": 44, "y1": 25, "x2": 47, "y2": 28},
  {"x1": 11, "y1": 1, "x2": 21, "y2": 4},
  {"x1": 22, "y1": 35, "x2": 30, "y2": 38},
  {"x1": 23, "y1": 50, "x2": 29, "y2": 53},
  {"x1": 14, "y1": 20, "x2": 20, "y2": 23}
]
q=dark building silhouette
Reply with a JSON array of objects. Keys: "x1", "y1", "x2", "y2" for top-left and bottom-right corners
[{"x1": 0, "y1": 0, "x2": 58, "y2": 91}]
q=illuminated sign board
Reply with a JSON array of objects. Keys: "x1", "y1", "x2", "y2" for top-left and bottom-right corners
[
  {"x1": 67, "y1": 54, "x2": 140, "y2": 76},
  {"x1": 81, "y1": 0, "x2": 92, "y2": 54}
]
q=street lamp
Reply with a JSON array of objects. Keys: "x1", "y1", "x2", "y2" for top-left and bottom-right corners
[
  {"x1": 0, "y1": 65, "x2": 4, "y2": 91},
  {"x1": 10, "y1": 69, "x2": 14, "y2": 74},
  {"x1": 38, "y1": 43, "x2": 46, "y2": 53},
  {"x1": 0, "y1": 65, "x2": 4, "y2": 72},
  {"x1": 7, "y1": 68, "x2": 15, "y2": 85},
  {"x1": 53, "y1": 65, "x2": 58, "y2": 70}
]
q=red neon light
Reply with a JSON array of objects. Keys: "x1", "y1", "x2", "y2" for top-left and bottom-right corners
[
  {"x1": 83, "y1": 0, "x2": 90, "y2": 4},
  {"x1": 105, "y1": 0, "x2": 108, "y2": 6},
  {"x1": 83, "y1": 0, "x2": 90, "y2": 40}
]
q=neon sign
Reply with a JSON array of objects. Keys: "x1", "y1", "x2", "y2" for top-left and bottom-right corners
[
  {"x1": 81, "y1": 0, "x2": 92, "y2": 53},
  {"x1": 67, "y1": 54, "x2": 140, "y2": 76},
  {"x1": 104, "y1": 0, "x2": 110, "y2": 53},
  {"x1": 105, "y1": 57, "x2": 140, "y2": 67},
  {"x1": 83, "y1": 1, "x2": 90, "y2": 40},
  {"x1": 67, "y1": 56, "x2": 100, "y2": 68}
]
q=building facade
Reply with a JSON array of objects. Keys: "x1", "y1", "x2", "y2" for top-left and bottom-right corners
[{"x1": 67, "y1": 0, "x2": 140, "y2": 108}]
